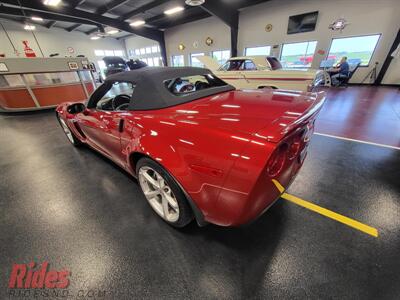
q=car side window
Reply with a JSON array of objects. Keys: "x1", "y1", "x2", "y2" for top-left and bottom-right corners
[
  {"x1": 241, "y1": 60, "x2": 257, "y2": 71},
  {"x1": 96, "y1": 82, "x2": 135, "y2": 111},
  {"x1": 164, "y1": 74, "x2": 227, "y2": 95}
]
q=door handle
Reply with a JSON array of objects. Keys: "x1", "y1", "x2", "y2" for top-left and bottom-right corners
[{"x1": 118, "y1": 119, "x2": 125, "y2": 132}]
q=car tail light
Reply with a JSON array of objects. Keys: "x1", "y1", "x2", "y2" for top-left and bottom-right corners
[
  {"x1": 267, "y1": 143, "x2": 288, "y2": 177},
  {"x1": 287, "y1": 131, "x2": 304, "y2": 160}
]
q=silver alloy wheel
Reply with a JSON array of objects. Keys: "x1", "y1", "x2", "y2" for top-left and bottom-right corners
[
  {"x1": 59, "y1": 118, "x2": 75, "y2": 144},
  {"x1": 138, "y1": 166, "x2": 180, "y2": 222}
]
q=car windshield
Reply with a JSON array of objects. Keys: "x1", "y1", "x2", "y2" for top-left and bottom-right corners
[{"x1": 164, "y1": 74, "x2": 227, "y2": 95}]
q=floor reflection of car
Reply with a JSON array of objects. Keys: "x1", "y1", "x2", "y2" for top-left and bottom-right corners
[
  {"x1": 197, "y1": 55, "x2": 326, "y2": 92},
  {"x1": 103, "y1": 56, "x2": 129, "y2": 77},
  {"x1": 56, "y1": 67, "x2": 325, "y2": 228}
]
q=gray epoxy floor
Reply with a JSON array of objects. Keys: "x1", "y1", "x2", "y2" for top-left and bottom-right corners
[{"x1": 0, "y1": 110, "x2": 399, "y2": 299}]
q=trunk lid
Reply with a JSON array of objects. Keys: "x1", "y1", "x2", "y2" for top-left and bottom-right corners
[
  {"x1": 196, "y1": 56, "x2": 221, "y2": 71},
  {"x1": 175, "y1": 89, "x2": 325, "y2": 142}
]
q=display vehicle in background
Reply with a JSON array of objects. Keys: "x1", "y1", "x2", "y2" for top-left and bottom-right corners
[
  {"x1": 102, "y1": 56, "x2": 129, "y2": 77},
  {"x1": 197, "y1": 55, "x2": 326, "y2": 92},
  {"x1": 56, "y1": 67, "x2": 325, "y2": 227}
]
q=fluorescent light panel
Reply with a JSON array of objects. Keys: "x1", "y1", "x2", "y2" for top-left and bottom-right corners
[
  {"x1": 43, "y1": 0, "x2": 61, "y2": 6},
  {"x1": 164, "y1": 6, "x2": 184, "y2": 15},
  {"x1": 31, "y1": 16, "x2": 43, "y2": 21},
  {"x1": 130, "y1": 20, "x2": 145, "y2": 27},
  {"x1": 90, "y1": 36, "x2": 100, "y2": 40}
]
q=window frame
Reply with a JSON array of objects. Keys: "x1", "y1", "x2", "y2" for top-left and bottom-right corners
[
  {"x1": 94, "y1": 50, "x2": 105, "y2": 56},
  {"x1": 279, "y1": 40, "x2": 318, "y2": 69},
  {"x1": 171, "y1": 55, "x2": 185, "y2": 67},
  {"x1": 244, "y1": 45, "x2": 271, "y2": 56},
  {"x1": 211, "y1": 49, "x2": 231, "y2": 65},
  {"x1": 190, "y1": 52, "x2": 205, "y2": 67},
  {"x1": 326, "y1": 33, "x2": 382, "y2": 68}
]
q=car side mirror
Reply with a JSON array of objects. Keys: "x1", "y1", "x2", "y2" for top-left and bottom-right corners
[{"x1": 67, "y1": 103, "x2": 86, "y2": 114}]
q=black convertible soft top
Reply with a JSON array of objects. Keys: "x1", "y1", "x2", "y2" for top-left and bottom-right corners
[{"x1": 105, "y1": 67, "x2": 235, "y2": 110}]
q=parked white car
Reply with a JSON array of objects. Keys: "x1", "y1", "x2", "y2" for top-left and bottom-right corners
[{"x1": 197, "y1": 55, "x2": 327, "y2": 92}]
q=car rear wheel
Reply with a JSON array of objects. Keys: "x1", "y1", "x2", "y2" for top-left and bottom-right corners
[
  {"x1": 136, "y1": 158, "x2": 193, "y2": 227},
  {"x1": 57, "y1": 114, "x2": 81, "y2": 146}
]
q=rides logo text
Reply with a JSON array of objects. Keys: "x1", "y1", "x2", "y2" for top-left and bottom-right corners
[{"x1": 8, "y1": 261, "x2": 70, "y2": 289}]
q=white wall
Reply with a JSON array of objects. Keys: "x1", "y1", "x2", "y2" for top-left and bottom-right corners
[
  {"x1": 165, "y1": 16, "x2": 231, "y2": 66},
  {"x1": 382, "y1": 46, "x2": 400, "y2": 84},
  {"x1": 0, "y1": 19, "x2": 126, "y2": 70},
  {"x1": 163, "y1": 0, "x2": 399, "y2": 84}
]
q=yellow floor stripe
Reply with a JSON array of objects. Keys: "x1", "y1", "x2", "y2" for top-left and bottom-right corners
[{"x1": 272, "y1": 179, "x2": 379, "y2": 238}]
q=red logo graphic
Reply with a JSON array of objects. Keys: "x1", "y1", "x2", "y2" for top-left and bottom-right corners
[{"x1": 9, "y1": 261, "x2": 70, "y2": 289}]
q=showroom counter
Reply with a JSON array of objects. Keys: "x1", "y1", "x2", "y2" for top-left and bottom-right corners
[{"x1": 0, "y1": 57, "x2": 95, "y2": 112}]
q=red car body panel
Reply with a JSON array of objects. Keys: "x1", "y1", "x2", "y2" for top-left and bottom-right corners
[{"x1": 57, "y1": 88, "x2": 325, "y2": 226}]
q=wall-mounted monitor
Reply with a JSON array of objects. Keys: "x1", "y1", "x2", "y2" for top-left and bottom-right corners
[{"x1": 287, "y1": 11, "x2": 318, "y2": 34}]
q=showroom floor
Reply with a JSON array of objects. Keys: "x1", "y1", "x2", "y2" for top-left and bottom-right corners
[{"x1": 0, "y1": 86, "x2": 399, "y2": 299}]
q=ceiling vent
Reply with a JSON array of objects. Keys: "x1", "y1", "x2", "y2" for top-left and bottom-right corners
[{"x1": 185, "y1": 0, "x2": 205, "y2": 6}]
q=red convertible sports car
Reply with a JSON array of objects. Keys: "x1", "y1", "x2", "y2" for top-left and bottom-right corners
[{"x1": 56, "y1": 67, "x2": 325, "y2": 227}]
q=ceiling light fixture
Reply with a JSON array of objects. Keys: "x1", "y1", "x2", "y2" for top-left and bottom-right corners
[
  {"x1": 24, "y1": 24, "x2": 36, "y2": 30},
  {"x1": 164, "y1": 6, "x2": 184, "y2": 15},
  {"x1": 31, "y1": 16, "x2": 43, "y2": 21},
  {"x1": 90, "y1": 36, "x2": 100, "y2": 40},
  {"x1": 106, "y1": 29, "x2": 119, "y2": 35},
  {"x1": 185, "y1": 0, "x2": 205, "y2": 6},
  {"x1": 130, "y1": 20, "x2": 146, "y2": 27},
  {"x1": 43, "y1": 0, "x2": 62, "y2": 6}
]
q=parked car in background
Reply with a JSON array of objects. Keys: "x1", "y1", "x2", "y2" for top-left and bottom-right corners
[
  {"x1": 103, "y1": 56, "x2": 129, "y2": 77},
  {"x1": 197, "y1": 55, "x2": 326, "y2": 92},
  {"x1": 56, "y1": 67, "x2": 325, "y2": 228}
]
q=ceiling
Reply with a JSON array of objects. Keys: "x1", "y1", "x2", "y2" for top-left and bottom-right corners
[{"x1": 0, "y1": 0, "x2": 269, "y2": 40}]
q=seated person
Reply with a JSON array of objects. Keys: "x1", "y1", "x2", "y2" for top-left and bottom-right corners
[{"x1": 328, "y1": 56, "x2": 350, "y2": 86}]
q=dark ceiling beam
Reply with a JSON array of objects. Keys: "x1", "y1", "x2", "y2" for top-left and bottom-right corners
[
  {"x1": 0, "y1": 0, "x2": 164, "y2": 41},
  {"x1": 118, "y1": 0, "x2": 165, "y2": 21},
  {"x1": 0, "y1": 4, "x2": 98, "y2": 26},
  {"x1": 116, "y1": 33, "x2": 134, "y2": 40},
  {"x1": 45, "y1": 20, "x2": 56, "y2": 28},
  {"x1": 66, "y1": 23, "x2": 81, "y2": 32},
  {"x1": 151, "y1": 10, "x2": 211, "y2": 29},
  {"x1": 64, "y1": 0, "x2": 86, "y2": 29},
  {"x1": 68, "y1": 0, "x2": 86, "y2": 8},
  {"x1": 85, "y1": 27, "x2": 102, "y2": 35},
  {"x1": 146, "y1": 6, "x2": 197, "y2": 25},
  {"x1": 96, "y1": 0, "x2": 130, "y2": 15},
  {"x1": 200, "y1": 1, "x2": 239, "y2": 56}
]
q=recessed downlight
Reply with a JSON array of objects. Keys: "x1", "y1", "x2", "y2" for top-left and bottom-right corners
[
  {"x1": 164, "y1": 6, "x2": 184, "y2": 15},
  {"x1": 106, "y1": 29, "x2": 119, "y2": 35},
  {"x1": 185, "y1": 0, "x2": 205, "y2": 6},
  {"x1": 43, "y1": 0, "x2": 61, "y2": 6},
  {"x1": 31, "y1": 16, "x2": 43, "y2": 22},
  {"x1": 130, "y1": 20, "x2": 146, "y2": 27}
]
